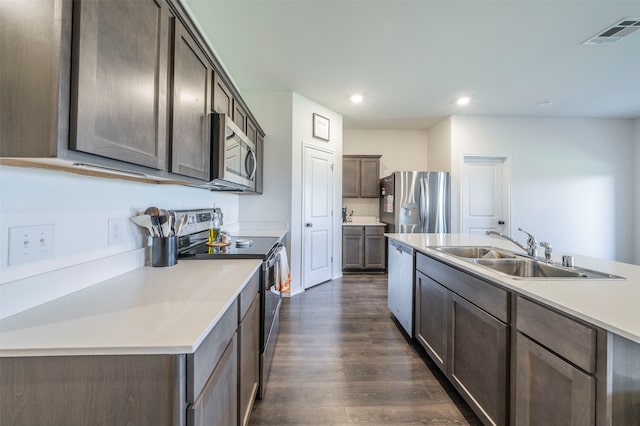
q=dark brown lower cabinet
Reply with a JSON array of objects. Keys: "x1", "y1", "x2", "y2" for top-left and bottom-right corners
[
  {"x1": 415, "y1": 271, "x2": 448, "y2": 371},
  {"x1": 239, "y1": 293, "x2": 260, "y2": 426},
  {"x1": 0, "y1": 355, "x2": 181, "y2": 426},
  {"x1": 342, "y1": 225, "x2": 386, "y2": 272},
  {"x1": 515, "y1": 333, "x2": 594, "y2": 426},
  {"x1": 414, "y1": 252, "x2": 508, "y2": 426},
  {"x1": 450, "y1": 294, "x2": 509, "y2": 426},
  {"x1": 188, "y1": 335, "x2": 238, "y2": 426}
]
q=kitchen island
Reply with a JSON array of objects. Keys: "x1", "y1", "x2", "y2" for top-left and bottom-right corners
[{"x1": 386, "y1": 233, "x2": 640, "y2": 426}]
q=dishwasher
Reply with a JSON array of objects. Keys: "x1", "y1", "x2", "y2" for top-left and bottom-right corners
[{"x1": 387, "y1": 239, "x2": 415, "y2": 336}]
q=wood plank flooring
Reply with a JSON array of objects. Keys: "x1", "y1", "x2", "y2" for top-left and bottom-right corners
[{"x1": 249, "y1": 275, "x2": 481, "y2": 425}]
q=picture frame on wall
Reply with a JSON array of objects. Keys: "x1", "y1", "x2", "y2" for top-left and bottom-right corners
[{"x1": 312, "y1": 113, "x2": 330, "y2": 141}]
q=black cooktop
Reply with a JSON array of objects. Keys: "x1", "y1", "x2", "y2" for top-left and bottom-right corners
[{"x1": 179, "y1": 236, "x2": 280, "y2": 260}]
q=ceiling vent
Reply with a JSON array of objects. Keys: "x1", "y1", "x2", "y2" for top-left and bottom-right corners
[{"x1": 583, "y1": 17, "x2": 640, "y2": 45}]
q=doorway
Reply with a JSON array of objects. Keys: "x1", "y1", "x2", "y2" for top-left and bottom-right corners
[
  {"x1": 461, "y1": 155, "x2": 511, "y2": 236},
  {"x1": 302, "y1": 144, "x2": 334, "y2": 288}
]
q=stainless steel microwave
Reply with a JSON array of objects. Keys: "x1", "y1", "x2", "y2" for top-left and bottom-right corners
[{"x1": 207, "y1": 113, "x2": 256, "y2": 191}]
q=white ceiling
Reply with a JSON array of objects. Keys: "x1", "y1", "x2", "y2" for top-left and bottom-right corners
[{"x1": 186, "y1": 0, "x2": 640, "y2": 130}]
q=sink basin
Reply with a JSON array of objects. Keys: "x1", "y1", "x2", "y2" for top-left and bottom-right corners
[
  {"x1": 472, "y1": 258, "x2": 624, "y2": 280},
  {"x1": 435, "y1": 246, "x2": 516, "y2": 259}
]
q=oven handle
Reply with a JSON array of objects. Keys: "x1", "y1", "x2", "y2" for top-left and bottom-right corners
[{"x1": 263, "y1": 244, "x2": 282, "y2": 270}]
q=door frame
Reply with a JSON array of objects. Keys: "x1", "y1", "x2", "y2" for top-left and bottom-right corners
[
  {"x1": 302, "y1": 143, "x2": 335, "y2": 289},
  {"x1": 459, "y1": 154, "x2": 512, "y2": 236}
]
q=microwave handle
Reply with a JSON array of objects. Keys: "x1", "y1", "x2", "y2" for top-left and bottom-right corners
[{"x1": 247, "y1": 148, "x2": 257, "y2": 181}]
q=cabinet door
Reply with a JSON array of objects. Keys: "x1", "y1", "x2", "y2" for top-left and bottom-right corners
[
  {"x1": 212, "y1": 71, "x2": 233, "y2": 116},
  {"x1": 188, "y1": 335, "x2": 238, "y2": 426},
  {"x1": 360, "y1": 157, "x2": 380, "y2": 197},
  {"x1": 0, "y1": 0, "x2": 59, "y2": 156},
  {"x1": 233, "y1": 102, "x2": 247, "y2": 132},
  {"x1": 245, "y1": 119, "x2": 257, "y2": 143},
  {"x1": 342, "y1": 227, "x2": 364, "y2": 270},
  {"x1": 171, "y1": 20, "x2": 211, "y2": 180},
  {"x1": 71, "y1": 0, "x2": 170, "y2": 169},
  {"x1": 342, "y1": 157, "x2": 360, "y2": 197},
  {"x1": 364, "y1": 227, "x2": 385, "y2": 269},
  {"x1": 415, "y1": 271, "x2": 448, "y2": 372},
  {"x1": 450, "y1": 294, "x2": 508, "y2": 426},
  {"x1": 239, "y1": 294, "x2": 260, "y2": 426},
  {"x1": 515, "y1": 333, "x2": 594, "y2": 426}
]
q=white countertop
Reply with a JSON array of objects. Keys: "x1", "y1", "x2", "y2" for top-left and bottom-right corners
[
  {"x1": 0, "y1": 259, "x2": 261, "y2": 357},
  {"x1": 386, "y1": 233, "x2": 640, "y2": 345},
  {"x1": 342, "y1": 215, "x2": 385, "y2": 226}
]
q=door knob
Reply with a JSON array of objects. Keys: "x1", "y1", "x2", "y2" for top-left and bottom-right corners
[
  {"x1": 306, "y1": 223, "x2": 313, "y2": 227},
  {"x1": 498, "y1": 220, "x2": 505, "y2": 225}
]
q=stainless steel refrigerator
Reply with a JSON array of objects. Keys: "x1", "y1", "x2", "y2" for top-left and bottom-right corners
[{"x1": 379, "y1": 171, "x2": 450, "y2": 233}]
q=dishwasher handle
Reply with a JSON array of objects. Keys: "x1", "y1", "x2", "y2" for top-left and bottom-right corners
[{"x1": 389, "y1": 239, "x2": 414, "y2": 256}]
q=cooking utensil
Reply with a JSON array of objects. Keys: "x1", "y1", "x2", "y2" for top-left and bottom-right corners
[
  {"x1": 160, "y1": 216, "x2": 171, "y2": 238},
  {"x1": 130, "y1": 215, "x2": 156, "y2": 237},
  {"x1": 149, "y1": 215, "x2": 163, "y2": 237},
  {"x1": 168, "y1": 210, "x2": 176, "y2": 236},
  {"x1": 144, "y1": 206, "x2": 160, "y2": 217},
  {"x1": 175, "y1": 214, "x2": 188, "y2": 236}
]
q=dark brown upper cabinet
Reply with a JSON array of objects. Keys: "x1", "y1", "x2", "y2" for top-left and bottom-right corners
[
  {"x1": 0, "y1": 0, "x2": 59, "y2": 157},
  {"x1": 170, "y1": 19, "x2": 211, "y2": 181},
  {"x1": 343, "y1": 155, "x2": 381, "y2": 198},
  {"x1": 233, "y1": 102, "x2": 248, "y2": 133},
  {"x1": 70, "y1": 0, "x2": 171, "y2": 170},
  {"x1": 212, "y1": 71, "x2": 233, "y2": 116}
]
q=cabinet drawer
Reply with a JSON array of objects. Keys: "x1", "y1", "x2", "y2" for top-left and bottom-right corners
[
  {"x1": 416, "y1": 252, "x2": 509, "y2": 322},
  {"x1": 239, "y1": 271, "x2": 259, "y2": 321},
  {"x1": 342, "y1": 226, "x2": 364, "y2": 235},
  {"x1": 364, "y1": 225, "x2": 385, "y2": 235},
  {"x1": 187, "y1": 299, "x2": 238, "y2": 402},
  {"x1": 517, "y1": 296, "x2": 595, "y2": 373}
]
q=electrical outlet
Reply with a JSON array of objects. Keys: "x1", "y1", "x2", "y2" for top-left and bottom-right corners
[
  {"x1": 108, "y1": 218, "x2": 125, "y2": 245},
  {"x1": 8, "y1": 225, "x2": 54, "y2": 266}
]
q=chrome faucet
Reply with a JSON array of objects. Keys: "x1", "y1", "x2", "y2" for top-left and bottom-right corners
[
  {"x1": 486, "y1": 227, "x2": 537, "y2": 257},
  {"x1": 539, "y1": 242, "x2": 553, "y2": 263}
]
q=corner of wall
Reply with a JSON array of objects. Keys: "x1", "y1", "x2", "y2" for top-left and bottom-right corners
[{"x1": 634, "y1": 118, "x2": 640, "y2": 264}]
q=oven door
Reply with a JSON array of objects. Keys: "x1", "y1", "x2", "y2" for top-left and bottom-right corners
[{"x1": 259, "y1": 245, "x2": 282, "y2": 398}]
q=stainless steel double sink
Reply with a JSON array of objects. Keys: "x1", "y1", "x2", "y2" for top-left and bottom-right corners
[{"x1": 433, "y1": 246, "x2": 624, "y2": 280}]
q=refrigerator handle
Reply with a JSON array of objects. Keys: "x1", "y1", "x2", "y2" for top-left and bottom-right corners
[{"x1": 419, "y1": 177, "x2": 428, "y2": 233}]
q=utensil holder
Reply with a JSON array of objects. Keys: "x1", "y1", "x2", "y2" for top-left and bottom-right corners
[{"x1": 152, "y1": 236, "x2": 178, "y2": 267}]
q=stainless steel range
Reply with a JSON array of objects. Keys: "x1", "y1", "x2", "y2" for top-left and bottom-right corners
[{"x1": 171, "y1": 209, "x2": 282, "y2": 399}]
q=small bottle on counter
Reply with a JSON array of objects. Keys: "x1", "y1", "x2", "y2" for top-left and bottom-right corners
[{"x1": 209, "y1": 209, "x2": 221, "y2": 244}]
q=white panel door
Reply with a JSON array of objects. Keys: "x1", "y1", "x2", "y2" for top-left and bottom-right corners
[
  {"x1": 462, "y1": 156, "x2": 510, "y2": 236},
  {"x1": 303, "y1": 145, "x2": 333, "y2": 288}
]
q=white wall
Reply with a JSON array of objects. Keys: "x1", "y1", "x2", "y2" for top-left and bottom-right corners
[
  {"x1": 242, "y1": 91, "x2": 343, "y2": 294},
  {"x1": 239, "y1": 92, "x2": 293, "y2": 227},
  {"x1": 292, "y1": 93, "x2": 343, "y2": 292},
  {"x1": 343, "y1": 129, "x2": 428, "y2": 216},
  {"x1": 634, "y1": 118, "x2": 640, "y2": 264},
  {"x1": 0, "y1": 165, "x2": 239, "y2": 317},
  {"x1": 427, "y1": 118, "x2": 452, "y2": 171},
  {"x1": 450, "y1": 116, "x2": 635, "y2": 263},
  {"x1": 343, "y1": 129, "x2": 428, "y2": 176}
]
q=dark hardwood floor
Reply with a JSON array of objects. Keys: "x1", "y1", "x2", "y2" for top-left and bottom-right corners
[{"x1": 249, "y1": 275, "x2": 481, "y2": 425}]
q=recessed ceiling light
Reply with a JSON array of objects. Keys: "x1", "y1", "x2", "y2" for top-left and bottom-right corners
[
  {"x1": 350, "y1": 94, "x2": 364, "y2": 104},
  {"x1": 456, "y1": 96, "x2": 471, "y2": 106}
]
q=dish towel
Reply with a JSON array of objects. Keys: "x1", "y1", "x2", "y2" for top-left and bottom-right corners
[{"x1": 276, "y1": 246, "x2": 291, "y2": 293}]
